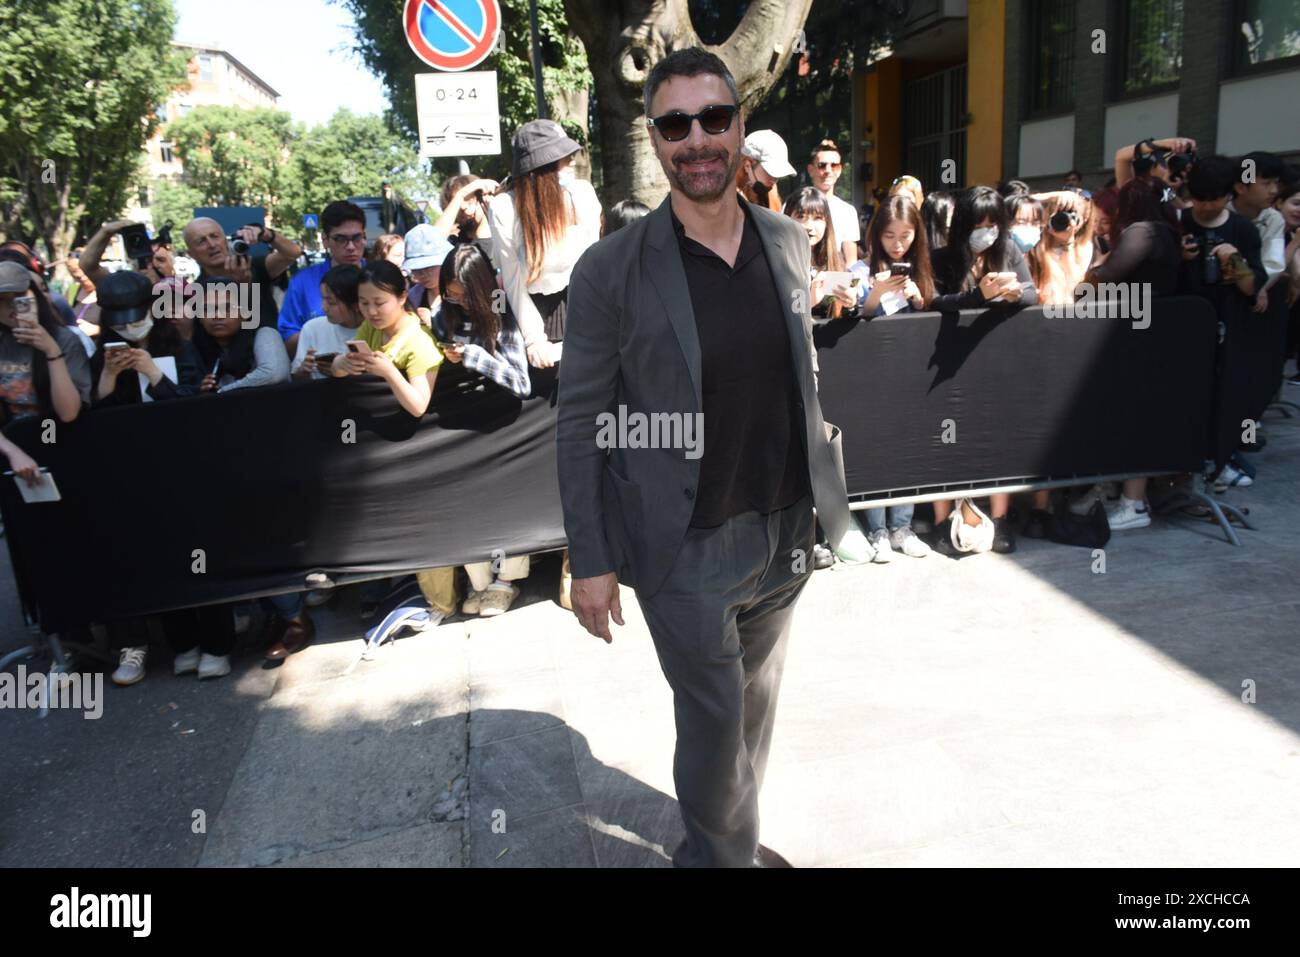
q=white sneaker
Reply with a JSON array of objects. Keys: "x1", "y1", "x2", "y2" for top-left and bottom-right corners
[
  {"x1": 1214, "y1": 463, "x2": 1253, "y2": 491},
  {"x1": 890, "y1": 526, "x2": 932, "y2": 558},
  {"x1": 833, "y1": 528, "x2": 876, "y2": 565},
  {"x1": 866, "y1": 528, "x2": 893, "y2": 563},
  {"x1": 112, "y1": 646, "x2": 148, "y2": 686},
  {"x1": 1106, "y1": 496, "x2": 1151, "y2": 530},
  {"x1": 232, "y1": 606, "x2": 252, "y2": 635},
  {"x1": 478, "y1": 583, "x2": 520, "y2": 617},
  {"x1": 173, "y1": 646, "x2": 201, "y2": 676},
  {"x1": 197, "y1": 653, "x2": 231, "y2": 680}
]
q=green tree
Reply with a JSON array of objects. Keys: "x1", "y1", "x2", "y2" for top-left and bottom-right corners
[
  {"x1": 286, "y1": 109, "x2": 436, "y2": 228},
  {"x1": 166, "y1": 105, "x2": 301, "y2": 225},
  {"x1": 333, "y1": 0, "x2": 589, "y2": 182},
  {"x1": 0, "y1": 0, "x2": 188, "y2": 261},
  {"x1": 147, "y1": 177, "x2": 207, "y2": 236}
]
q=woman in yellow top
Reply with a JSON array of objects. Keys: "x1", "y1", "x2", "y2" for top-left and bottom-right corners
[{"x1": 330, "y1": 259, "x2": 442, "y2": 416}]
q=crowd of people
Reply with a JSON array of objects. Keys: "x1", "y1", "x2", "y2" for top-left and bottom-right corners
[{"x1": 2, "y1": 111, "x2": 1297, "y2": 687}]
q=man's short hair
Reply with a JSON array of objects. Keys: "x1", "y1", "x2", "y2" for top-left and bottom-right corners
[
  {"x1": 1237, "y1": 150, "x2": 1285, "y2": 185},
  {"x1": 643, "y1": 47, "x2": 739, "y2": 117},
  {"x1": 1186, "y1": 155, "x2": 1238, "y2": 201},
  {"x1": 322, "y1": 200, "x2": 367, "y2": 235},
  {"x1": 1065, "y1": 169, "x2": 1082, "y2": 180}
]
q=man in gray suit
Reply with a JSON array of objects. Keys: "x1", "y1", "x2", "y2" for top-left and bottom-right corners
[{"x1": 556, "y1": 47, "x2": 859, "y2": 868}]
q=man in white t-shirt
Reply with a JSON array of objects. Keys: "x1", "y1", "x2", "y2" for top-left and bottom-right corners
[{"x1": 806, "y1": 139, "x2": 860, "y2": 265}]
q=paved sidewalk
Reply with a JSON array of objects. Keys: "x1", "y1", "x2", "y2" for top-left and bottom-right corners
[{"x1": 3, "y1": 412, "x2": 1299, "y2": 867}]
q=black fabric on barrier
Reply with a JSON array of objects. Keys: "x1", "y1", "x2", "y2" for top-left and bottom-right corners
[
  {"x1": 1, "y1": 297, "x2": 1226, "y2": 632},
  {"x1": 812, "y1": 297, "x2": 1219, "y2": 496},
  {"x1": 1, "y1": 370, "x2": 565, "y2": 632}
]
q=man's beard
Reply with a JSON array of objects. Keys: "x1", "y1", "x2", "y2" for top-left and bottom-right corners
[{"x1": 666, "y1": 145, "x2": 742, "y2": 201}]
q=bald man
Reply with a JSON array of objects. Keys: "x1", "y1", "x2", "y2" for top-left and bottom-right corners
[{"x1": 182, "y1": 217, "x2": 301, "y2": 334}]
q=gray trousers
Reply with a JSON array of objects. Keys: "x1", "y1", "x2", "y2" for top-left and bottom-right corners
[{"x1": 636, "y1": 494, "x2": 815, "y2": 867}]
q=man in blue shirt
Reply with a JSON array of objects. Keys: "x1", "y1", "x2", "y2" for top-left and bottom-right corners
[{"x1": 278, "y1": 200, "x2": 368, "y2": 353}]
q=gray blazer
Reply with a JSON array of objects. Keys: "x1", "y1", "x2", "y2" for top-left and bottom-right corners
[{"x1": 556, "y1": 195, "x2": 852, "y2": 598}]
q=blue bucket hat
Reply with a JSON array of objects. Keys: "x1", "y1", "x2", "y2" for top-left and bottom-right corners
[{"x1": 403, "y1": 224, "x2": 454, "y2": 271}]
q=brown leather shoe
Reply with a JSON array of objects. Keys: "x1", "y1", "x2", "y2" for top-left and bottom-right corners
[
  {"x1": 752, "y1": 844, "x2": 793, "y2": 868},
  {"x1": 264, "y1": 612, "x2": 316, "y2": 661}
]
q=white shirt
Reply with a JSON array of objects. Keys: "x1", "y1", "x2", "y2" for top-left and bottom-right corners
[
  {"x1": 488, "y1": 179, "x2": 602, "y2": 348},
  {"x1": 820, "y1": 189, "x2": 860, "y2": 245},
  {"x1": 1229, "y1": 202, "x2": 1287, "y2": 279},
  {"x1": 291, "y1": 315, "x2": 357, "y2": 378}
]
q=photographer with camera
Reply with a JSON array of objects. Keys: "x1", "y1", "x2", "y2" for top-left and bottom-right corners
[
  {"x1": 181, "y1": 216, "x2": 301, "y2": 338},
  {"x1": 1115, "y1": 136, "x2": 1198, "y2": 190},
  {"x1": 433, "y1": 175, "x2": 498, "y2": 257},
  {"x1": 277, "y1": 201, "x2": 368, "y2": 355},
  {"x1": 79, "y1": 220, "x2": 181, "y2": 286}
]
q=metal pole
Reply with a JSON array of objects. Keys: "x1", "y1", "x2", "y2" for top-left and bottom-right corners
[{"x1": 529, "y1": 0, "x2": 547, "y2": 118}]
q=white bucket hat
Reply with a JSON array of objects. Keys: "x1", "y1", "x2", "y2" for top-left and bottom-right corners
[{"x1": 741, "y1": 130, "x2": 796, "y2": 178}]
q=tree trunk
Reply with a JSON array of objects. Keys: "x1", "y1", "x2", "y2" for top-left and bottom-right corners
[{"x1": 564, "y1": 0, "x2": 813, "y2": 209}]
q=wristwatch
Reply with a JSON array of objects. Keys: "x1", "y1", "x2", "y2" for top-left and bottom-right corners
[{"x1": 259, "y1": 227, "x2": 277, "y2": 245}]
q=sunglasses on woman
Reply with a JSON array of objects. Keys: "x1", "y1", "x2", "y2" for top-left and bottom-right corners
[{"x1": 645, "y1": 104, "x2": 738, "y2": 142}]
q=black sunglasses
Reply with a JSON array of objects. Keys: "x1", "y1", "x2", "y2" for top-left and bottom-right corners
[{"x1": 646, "y1": 105, "x2": 738, "y2": 142}]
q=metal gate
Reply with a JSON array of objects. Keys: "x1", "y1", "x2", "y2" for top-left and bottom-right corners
[{"x1": 902, "y1": 63, "x2": 968, "y2": 192}]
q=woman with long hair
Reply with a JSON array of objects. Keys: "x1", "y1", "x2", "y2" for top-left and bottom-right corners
[
  {"x1": 1065, "y1": 175, "x2": 1184, "y2": 531},
  {"x1": 783, "y1": 187, "x2": 854, "y2": 320},
  {"x1": 848, "y1": 195, "x2": 935, "y2": 560},
  {"x1": 488, "y1": 119, "x2": 600, "y2": 370},
  {"x1": 1027, "y1": 190, "x2": 1095, "y2": 307},
  {"x1": 921, "y1": 191, "x2": 956, "y2": 251},
  {"x1": 928, "y1": 186, "x2": 1039, "y2": 557},
  {"x1": 92, "y1": 272, "x2": 203, "y2": 405}
]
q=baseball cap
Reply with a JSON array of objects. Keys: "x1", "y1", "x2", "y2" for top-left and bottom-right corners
[
  {"x1": 403, "y1": 224, "x2": 454, "y2": 272},
  {"x1": 0, "y1": 261, "x2": 36, "y2": 294},
  {"x1": 742, "y1": 130, "x2": 796, "y2": 179},
  {"x1": 512, "y1": 119, "x2": 582, "y2": 177},
  {"x1": 96, "y1": 270, "x2": 154, "y2": 326}
]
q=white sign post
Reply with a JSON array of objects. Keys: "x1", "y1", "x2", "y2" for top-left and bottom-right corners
[{"x1": 415, "y1": 70, "x2": 500, "y2": 158}]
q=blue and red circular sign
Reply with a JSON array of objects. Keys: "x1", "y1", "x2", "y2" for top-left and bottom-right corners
[{"x1": 403, "y1": 0, "x2": 501, "y2": 72}]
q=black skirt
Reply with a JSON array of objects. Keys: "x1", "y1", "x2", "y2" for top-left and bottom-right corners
[{"x1": 530, "y1": 288, "x2": 567, "y2": 342}]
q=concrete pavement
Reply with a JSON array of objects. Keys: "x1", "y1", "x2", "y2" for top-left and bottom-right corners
[{"x1": 3, "y1": 409, "x2": 1299, "y2": 867}]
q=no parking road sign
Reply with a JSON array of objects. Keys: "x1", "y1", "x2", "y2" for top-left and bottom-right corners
[{"x1": 403, "y1": 0, "x2": 501, "y2": 72}]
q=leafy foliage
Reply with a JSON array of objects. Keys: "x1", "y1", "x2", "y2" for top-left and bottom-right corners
[{"x1": 0, "y1": 0, "x2": 188, "y2": 259}]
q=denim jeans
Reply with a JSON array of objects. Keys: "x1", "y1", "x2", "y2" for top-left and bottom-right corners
[
  {"x1": 268, "y1": 591, "x2": 303, "y2": 620},
  {"x1": 865, "y1": 503, "x2": 914, "y2": 533}
]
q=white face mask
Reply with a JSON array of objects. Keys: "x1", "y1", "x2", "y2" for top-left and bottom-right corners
[
  {"x1": 557, "y1": 168, "x2": 575, "y2": 188},
  {"x1": 1010, "y1": 225, "x2": 1041, "y2": 251},
  {"x1": 968, "y1": 226, "x2": 999, "y2": 254},
  {"x1": 114, "y1": 318, "x2": 154, "y2": 342}
]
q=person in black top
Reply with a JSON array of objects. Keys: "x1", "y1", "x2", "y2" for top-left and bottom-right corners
[
  {"x1": 927, "y1": 186, "x2": 1038, "y2": 556},
  {"x1": 1178, "y1": 155, "x2": 1267, "y2": 491},
  {"x1": 91, "y1": 271, "x2": 203, "y2": 406}
]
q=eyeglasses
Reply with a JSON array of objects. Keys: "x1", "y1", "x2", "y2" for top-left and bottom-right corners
[
  {"x1": 329, "y1": 233, "x2": 367, "y2": 247},
  {"x1": 815, "y1": 161, "x2": 842, "y2": 170},
  {"x1": 645, "y1": 105, "x2": 738, "y2": 142}
]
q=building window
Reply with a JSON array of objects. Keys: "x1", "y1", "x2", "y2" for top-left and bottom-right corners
[
  {"x1": 1235, "y1": 0, "x2": 1300, "y2": 70},
  {"x1": 1121, "y1": 0, "x2": 1184, "y2": 95},
  {"x1": 198, "y1": 55, "x2": 213, "y2": 81},
  {"x1": 138, "y1": 186, "x2": 150, "y2": 209},
  {"x1": 1028, "y1": 0, "x2": 1076, "y2": 114},
  {"x1": 159, "y1": 141, "x2": 174, "y2": 164},
  {"x1": 177, "y1": 103, "x2": 192, "y2": 117}
]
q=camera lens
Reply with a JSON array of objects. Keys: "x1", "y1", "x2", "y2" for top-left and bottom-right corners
[
  {"x1": 231, "y1": 238, "x2": 250, "y2": 256},
  {"x1": 1049, "y1": 210, "x2": 1073, "y2": 231}
]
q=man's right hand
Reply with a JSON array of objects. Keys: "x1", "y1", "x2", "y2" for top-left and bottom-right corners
[{"x1": 570, "y1": 572, "x2": 624, "y2": 644}]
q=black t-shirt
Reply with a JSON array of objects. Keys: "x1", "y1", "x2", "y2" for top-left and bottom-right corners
[
  {"x1": 198, "y1": 252, "x2": 279, "y2": 333},
  {"x1": 1178, "y1": 208, "x2": 1266, "y2": 299},
  {"x1": 671, "y1": 199, "x2": 810, "y2": 528}
]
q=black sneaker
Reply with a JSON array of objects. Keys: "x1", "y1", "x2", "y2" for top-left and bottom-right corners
[
  {"x1": 992, "y1": 517, "x2": 1017, "y2": 554},
  {"x1": 1024, "y1": 509, "x2": 1051, "y2": 539},
  {"x1": 929, "y1": 528, "x2": 958, "y2": 558}
]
